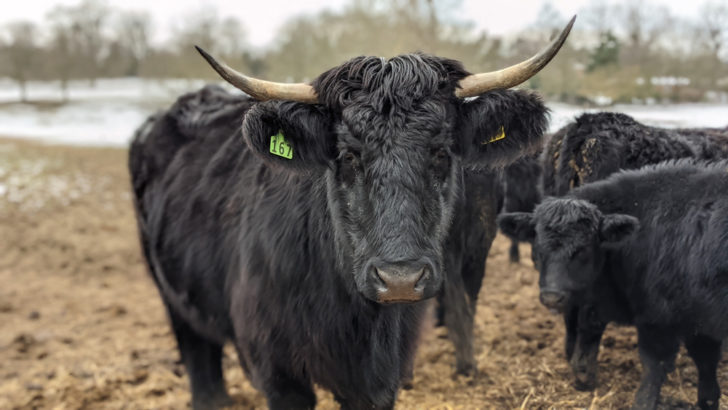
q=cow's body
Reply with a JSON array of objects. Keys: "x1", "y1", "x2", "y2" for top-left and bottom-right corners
[
  {"x1": 130, "y1": 48, "x2": 551, "y2": 409},
  {"x1": 536, "y1": 112, "x2": 728, "y2": 390},
  {"x1": 501, "y1": 160, "x2": 728, "y2": 409}
]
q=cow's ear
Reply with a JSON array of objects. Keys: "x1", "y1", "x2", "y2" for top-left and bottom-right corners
[
  {"x1": 599, "y1": 214, "x2": 639, "y2": 245},
  {"x1": 242, "y1": 101, "x2": 335, "y2": 172},
  {"x1": 458, "y1": 89, "x2": 548, "y2": 169},
  {"x1": 497, "y1": 212, "x2": 536, "y2": 243}
]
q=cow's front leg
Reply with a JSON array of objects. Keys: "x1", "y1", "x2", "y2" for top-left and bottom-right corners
[
  {"x1": 337, "y1": 397, "x2": 395, "y2": 410},
  {"x1": 563, "y1": 304, "x2": 579, "y2": 361},
  {"x1": 685, "y1": 334, "x2": 722, "y2": 410},
  {"x1": 262, "y1": 370, "x2": 316, "y2": 410},
  {"x1": 569, "y1": 305, "x2": 606, "y2": 391},
  {"x1": 235, "y1": 342, "x2": 315, "y2": 410},
  {"x1": 441, "y1": 266, "x2": 476, "y2": 376},
  {"x1": 632, "y1": 326, "x2": 679, "y2": 410}
]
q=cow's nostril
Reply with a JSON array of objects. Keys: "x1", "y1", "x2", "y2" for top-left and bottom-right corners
[
  {"x1": 374, "y1": 265, "x2": 426, "y2": 303},
  {"x1": 376, "y1": 267, "x2": 425, "y2": 287}
]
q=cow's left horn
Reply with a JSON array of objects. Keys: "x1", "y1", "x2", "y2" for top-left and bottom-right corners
[
  {"x1": 195, "y1": 46, "x2": 319, "y2": 104},
  {"x1": 455, "y1": 15, "x2": 576, "y2": 98}
]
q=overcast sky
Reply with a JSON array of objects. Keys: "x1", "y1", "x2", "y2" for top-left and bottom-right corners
[{"x1": 2, "y1": 0, "x2": 714, "y2": 49}]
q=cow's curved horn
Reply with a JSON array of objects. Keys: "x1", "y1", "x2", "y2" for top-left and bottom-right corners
[
  {"x1": 195, "y1": 46, "x2": 318, "y2": 103},
  {"x1": 455, "y1": 15, "x2": 576, "y2": 98}
]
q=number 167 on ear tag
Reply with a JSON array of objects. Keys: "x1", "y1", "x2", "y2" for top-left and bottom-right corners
[{"x1": 270, "y1": 131, "x2": 293, "y2": 159}]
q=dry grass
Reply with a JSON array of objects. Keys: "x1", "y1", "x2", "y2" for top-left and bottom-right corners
[{"x1": 0, "y1": 138, "x2": 726, "y2": 409}]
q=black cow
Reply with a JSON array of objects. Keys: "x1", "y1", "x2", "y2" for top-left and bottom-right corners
[
  {"x1": 533, "y1": 112, "x2": 728, "y2": 390},
  {"x1": 499, "y1": 159, "x2": 728, "y2": 410},
  {"x1": 501, "y1": 153, "x2": 541, "y2": 263},
  {"x1": 544, "y1": 112, "x2": 728, "y2": 197},
  {"x1": 128, "y1": 21, "x2": 572, "y2": 410}
]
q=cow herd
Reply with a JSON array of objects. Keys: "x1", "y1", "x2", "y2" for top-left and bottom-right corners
[
  {"x1": 126, "y1": 15, "x2": 726, "y2": 410},
  {"x1": 500, "y1": 113, "x2": 728, "y2": 410}
]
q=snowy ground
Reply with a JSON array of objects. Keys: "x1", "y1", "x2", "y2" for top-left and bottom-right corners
[{"x1": 0, "y1": 78, "x2": 726, "y2": 147}]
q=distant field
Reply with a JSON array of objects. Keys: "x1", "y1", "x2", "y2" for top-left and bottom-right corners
[{"x1": 0, "y1": 78, "x2": 726, "y2": 148}]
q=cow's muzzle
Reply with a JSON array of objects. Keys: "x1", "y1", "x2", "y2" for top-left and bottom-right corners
[
  {"x1": 540, "y1": 289, "x2": 567, "y2": 312},
  {"x1": 370, "y1": 260, "x2": 432, "y2": 303}
]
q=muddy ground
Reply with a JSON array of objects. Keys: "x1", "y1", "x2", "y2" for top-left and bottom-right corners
[{"x1": 0, "y1": 138, "x2": 726, "y2": 409}]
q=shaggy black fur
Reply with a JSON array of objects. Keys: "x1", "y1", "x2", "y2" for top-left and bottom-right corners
[
  {"x1": 543, "y1": 112, "x2": 728, "y2": 197},
  {"x1": 129, "y1": 52, "x2": 548, "y2": 410},
  {"x1": 533, "y1": 112, "x2": 728, "y2": 391},
  {"x1": 500, "y1": 159, "x2": 728, "y2": 410}
]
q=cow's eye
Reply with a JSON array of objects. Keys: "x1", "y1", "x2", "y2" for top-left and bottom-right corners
[
  {"x1": 339, "y1": 151, "x2": 360, "y2": 185},
  {"x1": 431, "y1": 147, "x2": 450, "y2": 181},
  {"x1": 343, "y1": 151, "x2": 358, "y2": 165},
  {"x1": 433, "y1": 148, "x2": 448, "y2": 161},
  {"x1": 573, "y1": 248, "x2": 589, "y2": 264}
]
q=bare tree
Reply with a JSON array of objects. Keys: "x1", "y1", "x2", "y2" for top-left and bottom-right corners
[
  {"x1": 0, "y1": 22, "x2": 40, "y2": 102},
  {"x1": 116, "y1": 10, "x2": 152, "y2": 76},
  {"x1": 533, "y1": 1, "x2": 567, "y2": 37},
  {"x1": 620, "y1": 0, "x2": 673, "y2": 65},
  {"x1": 216, "y1": 17, "x2": 248, "y2": 58},
  {"x1": 52, "y1": 0, "x2": 111, "y2": 86},
  {"x1": 581, "y1": 0, "x2": 618, "y2": 38},
  {"x1": 696, "y1": 1, "x2": 728, "y2": 57},
  {"x1": 47, "y1": 8, "x2": 80, "y2": 102}
]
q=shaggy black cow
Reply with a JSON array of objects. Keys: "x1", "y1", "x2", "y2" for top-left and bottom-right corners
[
  {"x1": 544, "y1": 112, "x2": 728, "y2": 197},
  {"x1": 128, "y1": 20, "x2": 573, "y2": 410},
  {"x1": 499, "y1": 160, "x2": 728, "y2": 410},
  {"x1": 501, "y1": 153, "x2": 541, "y2": 263},
  {"x1": 533, "y1": 112, "x2": 728, "y2": 390}
]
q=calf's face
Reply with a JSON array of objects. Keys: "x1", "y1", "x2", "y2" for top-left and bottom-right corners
[{"x1": 498, "y1": 198, "x2": 638, "y2": 312}]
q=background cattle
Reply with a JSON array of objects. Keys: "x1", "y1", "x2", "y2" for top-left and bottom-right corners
[
  {"x1": 543, "y1": 112, "x2": 728, "y2": 197},
  {"x1": 499, "y1": 159, "x2": 728, "y2": 410},
  {"x1": 530, "y1": 112, "x2": 728, "y2": 391},
  {"x1": 500, "y1": 153, "x2": 541, "y2": 263},
  {"x1": 128, "y1": 21, "x2": 571, "y2": 409}
]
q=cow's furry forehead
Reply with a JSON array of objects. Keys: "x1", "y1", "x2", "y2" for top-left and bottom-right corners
[
  {"x1": 534, "y1": 198, "x2": 601, "y2": 247},
  {"x1": 312, "y1": 53, "x2": 470, "y2": 110}
]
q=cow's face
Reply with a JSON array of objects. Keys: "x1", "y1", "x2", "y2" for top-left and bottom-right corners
[
  {"x1": 241, "y1": 54, "x2": 549, "y2": 304},
  {"x1": 498, "y1": 198, "x2": 638, "y2": 312},
  {"x1": 196, "y1": 16, "x2": 573, "y2": 305}
]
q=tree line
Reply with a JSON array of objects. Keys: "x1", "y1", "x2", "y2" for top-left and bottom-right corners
[{"x1": 1, "y1": 0, "x2": 727, "y2": 104}]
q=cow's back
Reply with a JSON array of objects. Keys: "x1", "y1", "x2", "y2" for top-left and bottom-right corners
[{"x1": 548, "y1": 112, "x2": 696, "y2": 195}]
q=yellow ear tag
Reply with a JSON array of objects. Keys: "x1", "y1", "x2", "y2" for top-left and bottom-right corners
[
  {"x1": 270, "y1": 131, "x2": 293, "y2": 159},
  {"x1": 482, "y1": 125, "x2": 506, "y2": 145}
]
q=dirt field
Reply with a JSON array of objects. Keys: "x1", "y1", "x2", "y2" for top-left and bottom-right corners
[{"x1": 1, "y1": 138, "x2": 726, "y2": 409}]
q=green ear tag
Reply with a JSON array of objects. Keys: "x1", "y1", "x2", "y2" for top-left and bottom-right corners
[
  {"x1": 270, "y1": 131, "x2": 293, "y2": 159},
  {"x1": 482, "y1": 125, "x2": 506, "y2": 145}
]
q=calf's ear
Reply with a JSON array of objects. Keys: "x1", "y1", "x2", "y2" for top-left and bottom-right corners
[
  {"x1": 497, "y1": 212, "x2": 536, "y2": 243},
  {"x1": 242, "y1": 101, "x2": 335, "y2": 172},
  {"x1": 599, "y1": 214, "x2": 639, "y2": 245},
  {"x1": 458, "y1": 89, "x2": 548, "y2": 169}
]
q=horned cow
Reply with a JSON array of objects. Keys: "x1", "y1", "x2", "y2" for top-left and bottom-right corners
[{"x1": 128, "y1": 19, "x2": 573, "y2": 410}]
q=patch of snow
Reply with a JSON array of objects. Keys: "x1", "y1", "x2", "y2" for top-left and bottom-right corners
[
  {"x1": 0, "y1": 78, "x2": 726, "y2": 147},
  {"x1": 547, "y1": 102, "x2": 728, "y2": 133}
]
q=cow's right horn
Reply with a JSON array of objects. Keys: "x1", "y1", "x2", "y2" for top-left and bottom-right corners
[
  {"x1": 456, "y1": 15, "x2": 576, "y2": 98},
  {"x1": 195, "y1": 46, "x2": 319, "y2": 104}
]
